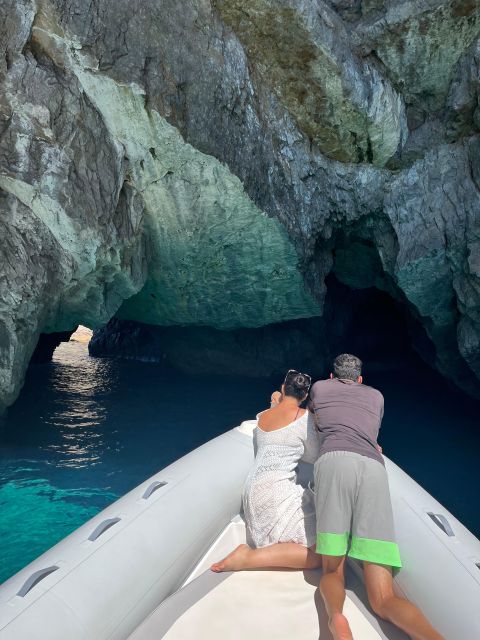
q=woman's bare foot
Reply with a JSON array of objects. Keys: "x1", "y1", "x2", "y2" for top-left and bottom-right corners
[
  {"x1": 210, "y1": 544, "x2": 251, "y2": 572},
  {"x1": 329, "y1": 612, "x2": 353, "y2": 640}
]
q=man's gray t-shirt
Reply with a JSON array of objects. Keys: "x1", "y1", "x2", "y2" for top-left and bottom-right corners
[{"x1": 308, "y1": 378, "x2": 384, "y2": 465}]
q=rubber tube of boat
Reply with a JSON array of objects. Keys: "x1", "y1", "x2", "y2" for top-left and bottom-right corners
[
  {"x1": 0, "y1": 427, "x2": 254, "y2": 640},
  {"x1": 385, "y1": 457, "x2": 480, "y2": 639}
]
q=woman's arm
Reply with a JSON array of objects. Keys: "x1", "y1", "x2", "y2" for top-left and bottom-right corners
[{"x1": 270, "y1": 391, "x2": 282, "y2": 407}]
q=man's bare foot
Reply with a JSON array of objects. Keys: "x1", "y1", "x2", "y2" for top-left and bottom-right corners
[
  {"x1": 210, "y1": 544, "x2": 251, "y2": 572},
  {"x1": 329, "y1": 612, "x2": 353, "y2": 640}
]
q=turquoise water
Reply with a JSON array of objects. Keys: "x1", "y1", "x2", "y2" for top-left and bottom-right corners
[
  {"x1": 0, "y1": 340, "x2": 479, "y2": 583},
  {"x1": 0, "y1": 340, "x2": 272, "y2": 583},
  {"x1": 0, "y1": 480, "x2": 117, "y2": 581}
]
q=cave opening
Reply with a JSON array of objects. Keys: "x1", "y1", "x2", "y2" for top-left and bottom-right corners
[
  {"x1": 312, "y1": 224, "x2": 438, "y2": 382},
  {"x1": 322, "y1": 273, "x2": 434, "y2": 379},
  {"x1": 30, "y1": 326, "x2": 93, "y2": 365}
]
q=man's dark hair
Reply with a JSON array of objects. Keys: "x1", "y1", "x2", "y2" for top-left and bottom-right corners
[
  {"x1": 333, "y1": 354, "x2": 362, "y2": 381},
  {"x1": 283, "y1": 370, "x2": 311, "y2": 401}
]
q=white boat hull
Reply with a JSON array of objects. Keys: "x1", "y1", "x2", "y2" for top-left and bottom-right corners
[{"x1": 0, "y1": 420, "x2": 478, "y2": 639}]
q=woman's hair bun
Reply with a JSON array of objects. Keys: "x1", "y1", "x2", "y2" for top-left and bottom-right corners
[
  {"x1": 294, "y1": 373, "x2": 309, "y2": 388},
  {"x1": 284, "y1": 371, "x2": 311, "y2": 400}
]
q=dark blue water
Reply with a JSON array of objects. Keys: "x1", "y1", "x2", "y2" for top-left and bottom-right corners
[{"x1": 0, "y1": 340, "x2": 478, "y2": 584}]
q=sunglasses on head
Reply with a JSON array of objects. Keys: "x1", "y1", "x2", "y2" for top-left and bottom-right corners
[{"x1": 284, "y1": 369, "x2": 312, "y2": 389}]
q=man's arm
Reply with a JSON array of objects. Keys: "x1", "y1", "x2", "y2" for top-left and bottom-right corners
[
  {"x1": 377, "y1": 393, "x2": 385, "y2": 453},
  {"x1": 307, "y1": 383, "x2": 323, "y2": 433},
  {"x1": 307, "y1": 382, "x2": 316, "y2": 413}
]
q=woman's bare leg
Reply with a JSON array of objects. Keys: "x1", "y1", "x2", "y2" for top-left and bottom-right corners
[
  {"x1": 364, "y1": 562, "x2": 444, "y2": 640},
  {"x1": 319, "y1": 555, "x2": 352, "y2": 640},
  {"x1": 210, "y1": 543, "x2": 322, "y2": 572}
]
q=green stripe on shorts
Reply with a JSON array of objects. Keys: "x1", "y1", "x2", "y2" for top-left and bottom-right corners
[
  {"x1": 348, "y1": 536, "x2": 402, "y2": 568},
  {"x1": 316, "y1": 532, "x2": 349, "y2": 556}
]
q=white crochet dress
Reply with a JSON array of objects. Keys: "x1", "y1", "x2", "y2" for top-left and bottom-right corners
[{"x1": 243, "y1": 411, "x2": 322, "y2": 548}]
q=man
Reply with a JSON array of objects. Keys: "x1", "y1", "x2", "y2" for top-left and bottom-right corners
[{"x1": 309, "y1": 354, "x2": 443, "y2": 640}]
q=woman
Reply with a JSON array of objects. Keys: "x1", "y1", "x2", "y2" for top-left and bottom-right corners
[{"x1": 211, "y1": 370, "x2": 322, "y2": 572}]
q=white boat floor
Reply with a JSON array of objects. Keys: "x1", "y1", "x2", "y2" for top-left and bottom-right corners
[{"x1": 129, "y1": 565, "x2": 408, "y2": 640}]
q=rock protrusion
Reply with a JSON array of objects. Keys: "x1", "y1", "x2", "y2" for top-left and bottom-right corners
[{"x1": 215, "y1": 0, "x2": 407, "y2": 166}]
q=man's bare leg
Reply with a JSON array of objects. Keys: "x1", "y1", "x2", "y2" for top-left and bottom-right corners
[
  {"x1": 364, "y1": 562, "x2": 444, "y2": 640},
  {"x1": 319, "y1": 555, "x2": 352, "y2": 640},
  {"x1": 210, "y1": 543, "x2": 322, "y2": 572}
]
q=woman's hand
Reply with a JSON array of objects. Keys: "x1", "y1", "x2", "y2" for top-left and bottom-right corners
[{"x1": 270, "y1": 391, "x2": 282, "y2": 407}]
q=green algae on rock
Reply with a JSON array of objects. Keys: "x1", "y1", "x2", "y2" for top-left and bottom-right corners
[{"x1": 215, "y1": 0, "x2": 407, "y2": 166}]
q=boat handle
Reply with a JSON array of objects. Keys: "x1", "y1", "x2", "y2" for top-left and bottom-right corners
[
  {"x1": 17, "y1": 566, "x2": 59, "y2": 597},
  {"x1": 88, "y1": 517, "x2": 121, "y2": 542},
  {"x1": 427, "y1": 512, "x2": 454, "y2": 537},
  {"x1": 142, "y1": 480, "x2": 167, "y2": 500}
]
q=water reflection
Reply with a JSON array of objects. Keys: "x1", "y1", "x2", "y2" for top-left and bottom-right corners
[
  {"x1": 0, "y1": 339, "x2": 273, "y2": 583},
  {"x1": 38, "y1": 341, "x2": 115, "y2": 469}
]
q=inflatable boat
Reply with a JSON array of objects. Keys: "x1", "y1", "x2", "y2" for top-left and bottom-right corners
[{"x1": 0, "y1": 420, "x2": 479, "y2": 639}]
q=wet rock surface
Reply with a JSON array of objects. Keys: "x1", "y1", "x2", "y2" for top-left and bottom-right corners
[{"x1": 1, "y1": 0, "x2": 479, "y2": 409}]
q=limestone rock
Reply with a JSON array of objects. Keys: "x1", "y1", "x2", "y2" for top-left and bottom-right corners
[
  {"x1": 326, "y1": 1, "x2": 363, "y2": 22},
  {"x1": 0, "y1": 4, "x2": 147, "y2": 411},
  {"x1": 90, "y1": 283, "x2": 415, "y2": 379},
  {"x1": 215, "y1": 0, "x2": 407, "y2": 165},
  {"x1": 327, "y1": 1, "x2": 387, "y2": 21},
  {"x1": 89, "y1": 318, "x2": 330, "y2": 379},
  {"x1": 445, "y1": 38, "x2": 480, "y2": 140},
  {"x1": 30, "y1": 331, "x2": 75, "y2": 363},
  {"x1": 0, "y1": 0, "x2": 320, "y2": 410},
  {"x1": 1, "y1": 0, "x2": 480, "y2": 411},
  {"x1": 355, "y1": 1, "x2": 480, "y2": 112},
  {"x1": 383, "y1": 139, "x2": 480, "y2": 394}
]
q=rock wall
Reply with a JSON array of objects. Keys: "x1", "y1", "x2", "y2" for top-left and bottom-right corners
[
  {"x1": 89, "y1": 281, "x2": 418, "y2": 379},
  {"x1": 1, "y1": 0, "x2": 480, "y2": 410}
]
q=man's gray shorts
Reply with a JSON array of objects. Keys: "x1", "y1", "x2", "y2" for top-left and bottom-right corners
[{"x1": 313, "y1": 451, "x2": 402, "y2": 568}]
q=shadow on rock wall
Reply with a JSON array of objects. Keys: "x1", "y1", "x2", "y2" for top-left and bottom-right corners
[{"x1": 89, "y1": 276, "x2": 432, "y2": 384}]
